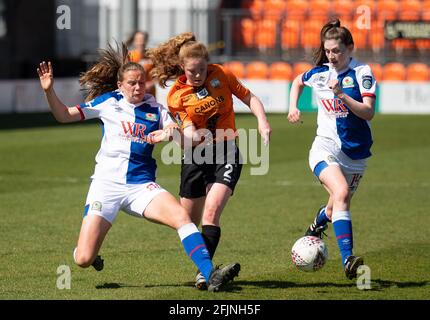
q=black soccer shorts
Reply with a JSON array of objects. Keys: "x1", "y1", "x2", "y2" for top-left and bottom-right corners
[{"x1": 179, "y1": 140, "x2": 243, "y2": 198}]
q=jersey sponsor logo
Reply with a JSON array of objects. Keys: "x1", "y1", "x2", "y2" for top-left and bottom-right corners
[
  {"x1": 321, "y1": 98, "x2": 349, "y2": 118},
  {"x1": 196, "y1": 88, "x2": 209, "y2": 100},
  {"x1": 194, "y1": 96, "x2": 225, "y2": 114},
  {"x1": 342, "y1": 76, "x2": 355, "y2": 88},
  {"x1": 145, "y1": 113, "x2": 157, "y2": 121},
  {"x1": 362, "y1": 75, "x2": 373, "y2": 90},
  {"x1": 121, "y1": 121, "x2": 147, "y2": 140}
]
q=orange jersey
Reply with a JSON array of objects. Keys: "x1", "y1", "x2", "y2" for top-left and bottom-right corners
[{"x1": 167, "y1": 64, "x2": 250, "y2": 135}]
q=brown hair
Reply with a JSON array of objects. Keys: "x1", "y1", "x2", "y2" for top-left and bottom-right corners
[
  {"x1": 147, "y1": 32, "x2": 209, "y2": 88},
  {"x1": 313, "y1": 19, "x2": 354, "y2": 66},
  {"x1": 79, "y1": 42, "x2": 145, "y2": 101}
]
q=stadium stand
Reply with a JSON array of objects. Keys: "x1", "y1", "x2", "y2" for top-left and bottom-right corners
[
  {"x1": 223, "y1": 61, "x2": 246, "y2": 78},
  {"x1": 382, "y1": 62, "x2": 407, "y2": 81},
  {"x1": 406, "y1": 63, "x2": 430, "y2": 81}
]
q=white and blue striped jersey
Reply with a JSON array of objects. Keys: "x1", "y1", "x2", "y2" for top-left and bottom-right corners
[
  {"x1": 76, "y1": 91, "x2": 173, "y2": 184},
  {"x1": 301, "y1": 58, "x2": 376, "y2": 160}
]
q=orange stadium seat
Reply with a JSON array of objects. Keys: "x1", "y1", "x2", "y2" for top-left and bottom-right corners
[
  {"x1": 406, "y1": 63, "x2": 430, "y2": 81},
  {"x1": 285, "y1": 0, "x2": 308, "y2": 21},
  {"x1": 241, "y1": 18, "x2": 256, "y2": 47},
  {"x1": 399, "y1": 0, "x2": 422, "y2": 20},
  {"x1": 423, "y1": 0, "x2": 430, "y2": 20},
  {"x1": 309, "y1": 0, "x2": 331, "y2": 21},
  {"x1": 331, "y1": 0, "x2": 355, "y2": 22},
  {"x1": 223, "y1": 61, "x2": 246, "y2": 78},
  {"x1": 248, "y1": 0, "x2": 265, "y2": 19},
  {"x1": 366, "y1": 62, "x2": 383, "y2": 81},
  {"x1": 269, "y1": 61, "x2": 293, "y2": 80},
  {"x1": 302, "y1": 20, "x2": 322, "y2": 49},
  {"x1": 368, "y1": 28, "x2": 385, "y2": 52},
  {"x1": 351, "y1": 28, "x2": 368, "y2": 49},
  {"x1": 282, "y1": 19, "x2": 301, "y2": 49},
  {"x1": 246, "y1": 61, "x2": 270, "y2": 79},
  {"x1": 377, "y1": 0, "x2": 398, "y2": 21},
  {"x1": 255, "y1": 18, "x2": 278, "y2": 50},
  {"x1": 293, "y1": 62, "x2": 313, "y2": 79},
  {"x1": 382, "y1": 63, "x2": 406, "y2": 81},
  {"x1": 264, "y1": 0, "x2": 287, "y2": 21}
]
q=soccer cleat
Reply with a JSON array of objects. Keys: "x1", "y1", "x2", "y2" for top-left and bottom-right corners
[
  {"x1": 305, "y1": 205, "x2": 329, "y2": 239},
  {"x1": 344, "y1": 255, "x2": 364, "y2": 280},
  {"x1": 195, "y1": 271, "x2": 208, "y2": 290},
  {"x1": 92, "y1": 255, "x2": 104, "y2": 271},
  {"x1": 207, "y1": 263, "x2": 241, "y2": 292}
]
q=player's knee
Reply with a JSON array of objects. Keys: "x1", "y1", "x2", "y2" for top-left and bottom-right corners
[
  {"x1": 333, "y1": 187, "x2": 350, "y2": 204},
  {"x1": 74, "y1": 251, "x2": 94, "y2": 268},
  {"x1": 174, "y1": 207, "x2": 192, "y2": 229}
]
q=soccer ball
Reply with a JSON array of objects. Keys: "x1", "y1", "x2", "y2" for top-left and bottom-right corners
[{"x1": 291, "y1": 236, "x2": 328, "y2": 272}]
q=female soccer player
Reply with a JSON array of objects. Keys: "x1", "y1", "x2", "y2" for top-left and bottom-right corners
[
  {"x1": 37, "y1": 43, "x2": 239, "y2": 292},
  {"x1": 148, "y1": 32, "x2": 272, "y2": 290},
  {"x1": 288, "y1": 19, "x2": 376, "y2": 279}
]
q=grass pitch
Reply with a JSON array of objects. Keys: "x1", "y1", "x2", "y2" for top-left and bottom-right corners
[{"x1": 0, "y1": 113, "x2": 429, "y2": 300}]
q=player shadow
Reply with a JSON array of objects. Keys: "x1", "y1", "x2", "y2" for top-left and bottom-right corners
[
  {"x1": 95, "y1": 282, "x2": 142, "y2": 289},
  {"x1": 369, "y1": 279, "x2": 429, "y2": 291}
]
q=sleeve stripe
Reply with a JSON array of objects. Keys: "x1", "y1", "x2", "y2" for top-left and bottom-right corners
[
  {"x1": 362, "y1": 93, "x2": 376, "y2": 98},
  {"x1": 76, "y1": 106, "x2": 85, "y2": 121}
]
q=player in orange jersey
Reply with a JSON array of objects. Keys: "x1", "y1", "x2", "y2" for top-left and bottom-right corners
[
  {"x1": 126, "y1": 30, "x2": 156, "y2": 97},
  {"x1": 148, "y1": 32, "x2": 272, "y2": 290}
]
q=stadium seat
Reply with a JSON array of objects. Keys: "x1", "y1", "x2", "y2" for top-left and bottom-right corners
[
  {"x1": 264, "y1": 0, "x2": 287, "y2": 21},
  {"x1": 308, "y1": 0, "x2": 330, "y2": 23},
  {"x1": 285, "y1": 0, "x2": 308, "y2": 21},
  {"x1": 368, "y1": 28, "x2": 385, "y2": 52},
  {"x1": 331, "y1": 0, "x2": 355, "y2": 22},
  {"x1": 246, "y1": 61, "x2": 270, "y2": 79},
  {"x1": 423, "y1": 0, "x2": 430, "y2": 20},
  {"x1": 281, "y1": 19, "x2": 301, "y2": 49},
  {"x1": 247, "y1": 0, "x2": 265, "y2": 19},
  {"x1": 377, "y1": 0, "x2": 398, "y2": 21},
  {"x1": 255, "y1": 18, "x2": 278, "y2": 50},
  {"x1": 366, "y1": 62, "x2": 383, "y2": 81},
  {"x1": 241, "y1": 18, "x2": 256, "y2": 48},
  {"x1": 302, "y1": 20, "x2": 322, "y2": 49},
  {"x1": 399, "y1": 0, "x2": 422, "y2": 20},
  {"x1": 406, "y1": 63, "x2": 430, "y2": 81},
  {"x1": 223, "y1": 61, "x2": 246, "y2": 78},
  {"x1": 382, "y1": 63, "x2": 406, "y2": 81},
  {"x1": 293, "y1": 62, "x2": 313, "y2": 79},
  {"x1": 269, "y1": 61, "x2": 293, "y2": 80}
]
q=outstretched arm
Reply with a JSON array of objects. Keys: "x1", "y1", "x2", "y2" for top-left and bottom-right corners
[
  {"x1": 37, "y1": 61, "x2": 82, "y2": 123},
  {"x1": 241, "y1": 92, "x2": 272, "y2": 146}
]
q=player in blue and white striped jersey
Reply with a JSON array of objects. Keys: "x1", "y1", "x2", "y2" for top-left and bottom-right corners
[
  {"x1": 288, "y1": 19, "x2": 376, "y2": 280},
  {"x1": 37, "y1": 43, "x2": 240, "y2": 292}
]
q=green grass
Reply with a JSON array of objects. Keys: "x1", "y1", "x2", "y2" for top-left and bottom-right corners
[{"x1": 0, "y1": 113, "x2": 429, "y2": 300}]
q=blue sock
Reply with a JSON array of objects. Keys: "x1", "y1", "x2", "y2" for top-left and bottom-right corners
[
  {"x1": 332, "y1": 211, "x2": 353, "y2": 266},
  {"x1": 178, "y1": 223, "x2": 213, "y2": 282},
  {"x1": 315, "y1": 206, "x2": 331, "y2": 227}
]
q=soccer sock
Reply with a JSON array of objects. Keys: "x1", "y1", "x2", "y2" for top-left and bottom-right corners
[
  {"x1": 177, "y1": 223, "x2": 213, "y2": 282},
  {"x1": 201, "y1": 225, "x2": 221, "y2": 259},
  {"x1": 315, "y1": 206, "x2": 331, "y2": 227},
  {"x1": 332, "y1": 211, "x2": 353, "y2": 266}
]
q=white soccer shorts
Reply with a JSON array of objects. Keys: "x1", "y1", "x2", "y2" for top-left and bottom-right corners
[
  {"x1": 309, "y1": 136, "x2": 368, "y2": 193},
  {"x1": 83, "y1": 179, "x2": 168, "y2": 224}
]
